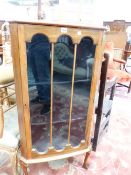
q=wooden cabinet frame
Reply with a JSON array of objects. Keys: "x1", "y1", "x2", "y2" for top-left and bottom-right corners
[{"x1": 9, "y1": 21, "x2": 105, "y2": 172}]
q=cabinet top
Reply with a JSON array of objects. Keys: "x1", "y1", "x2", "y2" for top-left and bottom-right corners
[{"x1": 0, "y1": 20, "x2": 106, "y2": 31}]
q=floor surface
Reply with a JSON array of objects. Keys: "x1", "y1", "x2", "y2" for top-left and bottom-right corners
[{"x1": 0, "y1": 86, "x2": 131, "y2": 175}]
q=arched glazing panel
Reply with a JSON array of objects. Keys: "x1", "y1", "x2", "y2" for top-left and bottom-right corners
[
  {"x1": 70, "y1": 37, "x2": 96, "y2": 146},
  {"x1": 26, "y1": 33, "x2": 51, "y2": 152},
  {"x1": 52, "y1": 35, "x2": 74, "y2": 150}
]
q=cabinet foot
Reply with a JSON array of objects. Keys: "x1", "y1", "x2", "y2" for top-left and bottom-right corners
[
  {"x1": 20, "y1": 160, "x2": 30, "y2": 175},
  {"x1": 83, "y1": 151, "x2": 91, "y2": 169}
]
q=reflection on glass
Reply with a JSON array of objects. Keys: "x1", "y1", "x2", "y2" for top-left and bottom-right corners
[
  {"x1": 71, "y1": 37, "x2": 96, "y2": 146},
  {"x1": 27, "y1": 33, "x2": 51, "y2": 152},
  {"x1": 26, "y1": 33, "x2": 96, "y2": 152},
  {"x1": 53, "y1": 35, "x2": 74, "y2": 150}
]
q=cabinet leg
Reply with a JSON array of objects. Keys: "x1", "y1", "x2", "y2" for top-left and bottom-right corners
[
  {"x1": 83, "y1": 151, "x2": 91, "y2": 169},
  {"x1": 20, "y1": 160, "x2": 30, "y2": 175},
  {"x1": 10, "y1": 150, "x2": 18, "y2": 175}
]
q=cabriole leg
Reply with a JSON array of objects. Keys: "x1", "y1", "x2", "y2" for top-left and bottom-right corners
[{"x1": 83, "y1": 151, "x2": 91, "y2": 169}]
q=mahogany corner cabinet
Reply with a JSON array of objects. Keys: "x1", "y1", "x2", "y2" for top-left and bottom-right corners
[{"x1": 10, "y1": 21, "x2": 105, "y2": 174}]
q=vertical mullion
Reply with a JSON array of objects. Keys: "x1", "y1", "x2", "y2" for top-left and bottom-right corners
[
  {"x1": 50, "y1": 43, "x2": 54, "y2": 146},
  {"x1": 68, "y1": 44, "x2": 77, "y2": 145}
]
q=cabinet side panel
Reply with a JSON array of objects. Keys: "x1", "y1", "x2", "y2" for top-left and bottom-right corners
[
  {"x1": 10, "y1": 23, "x2": 32, "y2": 159},
  {"x1": 85, "y1": 31, "x2": 104, "y2": 145}
]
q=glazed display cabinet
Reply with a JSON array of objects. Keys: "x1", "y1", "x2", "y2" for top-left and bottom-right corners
[{"x1": 10, "y1": 21, "x2": 105, "y2": 174}]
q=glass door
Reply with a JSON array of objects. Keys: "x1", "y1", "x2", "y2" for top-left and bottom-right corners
[{"x1": 26, "y1": 32, "x2": 96, "y2": 153}]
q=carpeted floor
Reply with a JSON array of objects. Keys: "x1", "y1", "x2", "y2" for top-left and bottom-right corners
[{"x1": 0, "y1": 86, "x2": 131, "y2": 175}]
